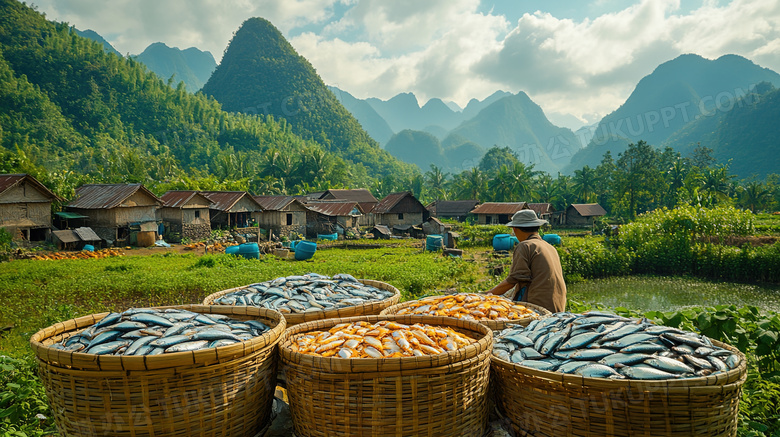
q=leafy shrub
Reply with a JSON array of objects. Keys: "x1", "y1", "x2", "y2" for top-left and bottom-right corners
[
  {"x1": 0, "y1": 355, "x2": 56, "y2": 436},
  {"x1": 454, "y1": 223, "x2": 508, "y2": 248},
  {"x1": 557, "y1": 237, "x2": 632, "y2": 281}
]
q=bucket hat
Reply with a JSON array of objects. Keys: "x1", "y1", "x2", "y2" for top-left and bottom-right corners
[{"x1": 506, "y1": 209, "x2": 548, "y2": 227}]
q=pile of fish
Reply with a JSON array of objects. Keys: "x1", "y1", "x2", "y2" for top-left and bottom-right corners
[
  {"x1": 493, "y1": 311, "x2": 742, "y2": 380},
  {"x1": 49, "y1": 308, "x2": 271, "y2": 356},
  {"x1": 394, "y1": 293, "x2": 539, "y2": 322},
  {"x1": 212, "y1": 273, "x2": 395, "y2": 314},
  {"x1": 291, "y1": 320, "x2": 475, "y2": 358}
]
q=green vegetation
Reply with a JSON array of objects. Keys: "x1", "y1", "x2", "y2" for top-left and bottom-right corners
[{"x1": 0, "y1": 0, "x2": 415, "y2": 200}]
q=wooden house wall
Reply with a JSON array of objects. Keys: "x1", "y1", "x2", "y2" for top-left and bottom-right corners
[
  {"x1": 376, "y1": 212, "x2": 423, "y2": 227},
  {"x1": 566, "y1": 209, "x2": 594, "y2": 226},
  {"x1": 68, "y1": 206, "x2": 157, "y2": 227}
]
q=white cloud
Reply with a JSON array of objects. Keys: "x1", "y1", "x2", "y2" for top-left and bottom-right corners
[{"x1": 32, "y1": 0, "x2": 780, "y2": 127}]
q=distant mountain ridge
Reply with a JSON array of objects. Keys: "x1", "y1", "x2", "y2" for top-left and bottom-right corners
[
  {"x1": 201, "y1": 17, "x2": 415, "y2": 179},
  {"x1": 71, "y1": 28, "x2": 121, "y2": 56},
  {"x1": 564, "y1": 54, "x2": 780, "y2": 172},
  {"x1": 134, "y1": 42, "x2": 216, "y2": 92}
]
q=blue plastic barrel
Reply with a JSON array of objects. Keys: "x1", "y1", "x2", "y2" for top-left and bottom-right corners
[
  {"x1": 294, "y1": 241, "x2": 317, "y2": 260},
  {"x1": 426, "y1": 234, "x2": 443, "y2": 251},
  {"x1": 289, "y1": 240, "x2": 299, "y2": 251},
  {"x1": 542, "y1": 234, "x2": 562, "y2": 246},
  {"x1": 509, "y1": 236, "x2": 519, "y2": 248},
  {"x1": 317, "y1": 233, "x2": 338, "y2": 241},
  {"x1": 492, "y1": 234, "x2": 512, "y2": 251},
  {"x1": 225, "y1": 245, "x2": 240, "y2": 255},
  {"x1": 237, "y1": 243, "x2": 260, "y2": 259},
  {"x1": 82, "y1": 244, "x2": 94, "y2": 252}
]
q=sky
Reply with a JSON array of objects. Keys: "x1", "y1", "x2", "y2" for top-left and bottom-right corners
[{"x1": 34, "y1": 0, "x2": 780, "y2": 130}]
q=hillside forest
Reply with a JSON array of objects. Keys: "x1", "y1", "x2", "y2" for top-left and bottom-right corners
[{"x1": 0, "y1": 0, "x2": 778, "y2": 220}]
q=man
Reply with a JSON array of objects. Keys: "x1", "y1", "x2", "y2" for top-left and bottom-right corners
[{"x1": 485, "y1": 209, "x2": 566, "y2": 313}]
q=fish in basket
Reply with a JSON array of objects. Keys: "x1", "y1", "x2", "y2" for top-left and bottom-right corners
[
  {"x1": 279, "y1": 314, "x2": 494, "y2": 437},
  {"x1": 204, "y1": 273, "x2": 401, "y2": 326},
  {"x1": 30, "y1": 305, "x2": 285, "y2": 437},
  {"x1": 381, "y1": 293, "x2": 551, "y2": 330},
  {"x1": 491, "y1": 310, "x2": 747, "y2": 436}
]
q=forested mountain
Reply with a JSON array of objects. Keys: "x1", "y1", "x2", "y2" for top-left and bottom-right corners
[
  {"x1": 71, "y1": 28, "x2": 121, "y2": 56},
  {"x1": 328, "y1": 86, "x2": 394, "y2": 145},
  {"x1": 0, "y1": 0, "x2": 415, "y2": 199},
  {"x1": 200, "y1": 17, "x2": 414, "y2": 181},
  {"x1": 443, "y1": 92, "x2": 579, "y2": 174},
  {"x1": 134, "y1": 43, "x2": 216, "y2": 92},
  {"x1": 664, "y1": 82, "x2": 780, "y2": 179},
  {"x1": 564, "y1": 54, "x2": 780, "y2": 172}
]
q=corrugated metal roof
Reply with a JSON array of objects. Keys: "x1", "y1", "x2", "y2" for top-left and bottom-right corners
[
  {"x1": 427, "y1": 200, "x2": 479, "y2": 216},
  {"x1": 306, "y1": 201, "x2": 364, "y2": 217},
  {"x1": 160, "y1": 191, "x2": 213, "y2": 208},
  {"x1": 569, "y1": 203, "x2": 607, "y2": 217},
  {"x1": 52, "y1": 227, "x2": 101, "y2": 243},
  {"x1": 372, "y1": 191, "x2": 425, "y2": 214},
  {"x1": 69, "y1": 184, "x2": 161, "y2": 209},
  {"x1": 253, "y1": 195, "x2": 297, "y2": 211},
  {"x1": 526, "y1": 203, "x2": 555, "y2": 216},
  {"x1": 321, "y1": 189, "x2": 377, "y2": 203},
  {"x1": 0, "y1": 174, "x2": 62, "y2": 201},
  {"x1": 52, "y1": 229, "x2": 80, "y2": 244},
  {"x1": 469, "y1": 202, "x2": 528, "y2": 215},
  {"x1": 55, "y1": 211, "x2": 89, "y2": 219},
  {"x1": 201, "y1": 191, "x2": 262, "y2": 212},
  {"x1": 74, "y1": 227, "x2": 101, "y2": 241}
]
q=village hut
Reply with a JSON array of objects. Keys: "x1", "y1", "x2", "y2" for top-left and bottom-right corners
[
  {"x1": 304, "y1": 200, "x2": 364, "y2": 238},
  {"x1": 253, "y1": 195, "x2": 308, "y2": 239},
  {"x1": 51, "y1": 227, "x2": 101, "y2": 250},
  {"x1": 200, "y1": 191, "x2": 262, "y2": 229},
  {"x1": 371, "y1": 191, "x2": 427, "y2": 229},
  {"x1": 0, "y1": 174, "x2": 62, "y2": 242},
  {"x1": 66, "y1": 183, "x2": 161, "y2": 246},
  {"x1": 311, "y1": 189, "x2": 379, "y2": 226},
  {"x1": 566, "y1": 203, "x2": 607, "y2": 227},
  {"x1": 159, "y1": 191, "x2": 213, "y2": 241},
  {"x1": 426, "y1": 200, "x2": 479, "y2": 222},
  {"x1": 469, "y1": 202, "x2": 529, "y2": 225}
]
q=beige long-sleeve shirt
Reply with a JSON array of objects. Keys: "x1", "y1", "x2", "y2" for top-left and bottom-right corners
[{"x1": 506, "y1": 234, "x2": 567, "y2": 313}]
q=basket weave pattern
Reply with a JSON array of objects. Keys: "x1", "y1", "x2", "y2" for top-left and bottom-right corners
[
  {"x1": 203, "y1": 278, "x2": 401, "y2": 327},
  {"x1": 30, "y1": 305, "x2": 285, "y2": 437},
  {"x1": 380, "y1": 298, "x2": 551, "y2": 330},
  {"x1": 491, "y1": 339, "x2": 747, "y2": 437},
  {"x1": 279, "y1": 314, "x2": 494, "y2": 437}
]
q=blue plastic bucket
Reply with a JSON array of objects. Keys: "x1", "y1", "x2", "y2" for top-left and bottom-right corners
[
  {"x1": 82, "y1": 244, "x2": 94, "y2": 252},
  {"x1": 294, "y1": 241, "x2": 317, "y2": 260},
  {"x1": 237, "y1": 243, "x2": 260, "y2": 259},
  {"x1": 543, "y1": 234, "x2": 562, "y2": 246},
  {"x1": 317, "y1": 233, "x2": 338, "y2": 241},
  {"x1": 225, "y1": 245, "x2": 240, "y2": 255},
  {"x1": 426, "y1": 234, "x2": 443, "y2": 251},
  {"x1": 492, "y1": 234, "x2": 512, "y2": 251}
]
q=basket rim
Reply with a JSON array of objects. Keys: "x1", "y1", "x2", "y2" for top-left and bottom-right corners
[
  {"x1": 380, "y1": 294, "x2": 552, "y2": 321},
  {"x1": 279, "y1": 314, "x2": 493, "y2": 373},
  {"x1": 203, "y1": 278, "x2": 401, "y2": 324},
  {"x1": 491, "y1": 337, "x2": 747, "y2": 388},
  {"x1": 29, "y1": 304, "x2": 286, "y2": 372}
]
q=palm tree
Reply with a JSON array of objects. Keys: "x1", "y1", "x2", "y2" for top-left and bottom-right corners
[
  {"x1": 739, "y1": 181, "x2": 772, "y2": 213},
  {"x1": 455, "y1": 168, "x2": 487, "y2": 200},
  {"x1": 572, "y1": 166, "x2": 597, "y2": 203},
  {"x1": 509, "y1": 162, "x2": 539, "y2": 201},
  {"x1": 701, "y1": 166, "x2": 733, "y2": 205},
  {"x1": 487, "y1": 165, "x2": 513, "y2": 201},
  {"x1": 424, "y1": 164, "x2": 449, "y2": 201}
]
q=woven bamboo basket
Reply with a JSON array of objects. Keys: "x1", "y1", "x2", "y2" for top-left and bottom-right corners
[
  {"x1": 203, "y1": 278, "x2": 401, "y2": 327},
  {"x1": 279, "y1": 314, "x2": 494, "y2": 437},
  {"x1": 490, "y1": 339, "x2": 747, "y2": 437},
  {"x1": 30, "y1": 304, "x2": 286, "y2": 437},
  {"x1": 380, "y1": 296, "x2": 551, "y2": 330}
]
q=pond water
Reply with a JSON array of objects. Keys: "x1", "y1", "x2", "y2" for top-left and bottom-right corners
[{"x1": 568, "y1": 276, "x2": 780, "y2": 313}]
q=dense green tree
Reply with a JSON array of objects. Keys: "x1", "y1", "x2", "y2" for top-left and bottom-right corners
[
  {"x1": 478, "y1": 146, "x2": 518, "y2": 175},
  {"x1": 612, "y1": 141, "x2": 664, "y2": 219}
]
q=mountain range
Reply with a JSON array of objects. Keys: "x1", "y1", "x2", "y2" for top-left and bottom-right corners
[
  {"x1": 73, "y1": 29, "x2": 217, "y2": 92},
  {"x1": 10, "y1": 3, "x2": 780, "y2": 182},
  {"x1": 564, "y1": 54, "x2": 780, "y2": 174}
]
